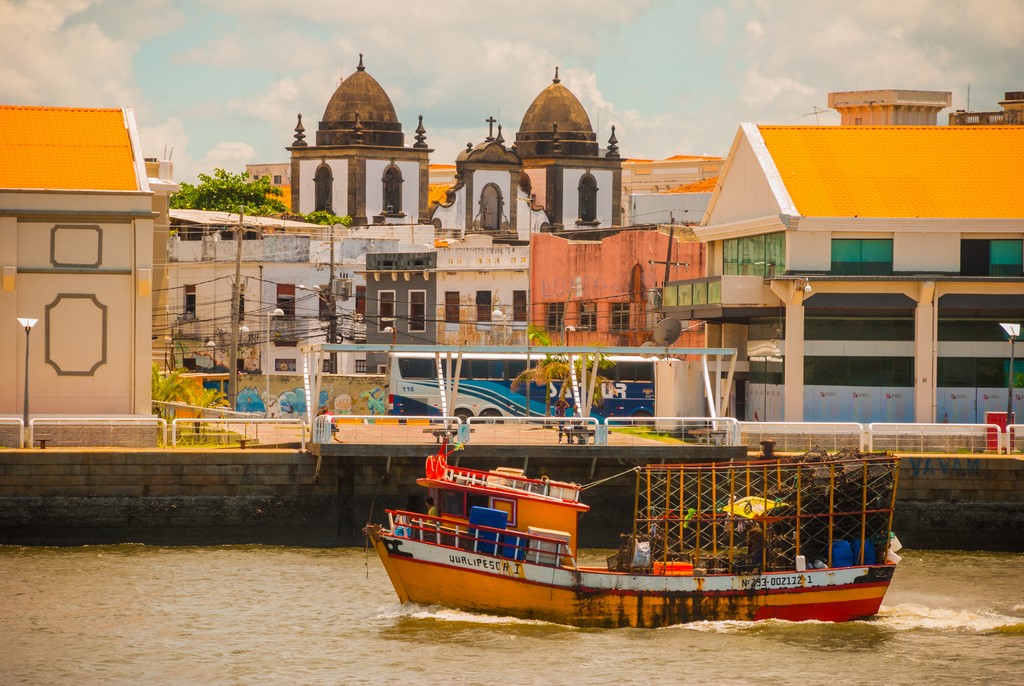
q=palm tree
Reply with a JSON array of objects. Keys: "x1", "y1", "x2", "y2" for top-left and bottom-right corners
[{"x1": 511, "y1": 325, "x2": 614, "y2": 417}]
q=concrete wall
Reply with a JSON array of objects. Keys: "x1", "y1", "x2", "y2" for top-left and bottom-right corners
[{"x1": 0, "y1": 446, "x2": 1020, "y2": 550}]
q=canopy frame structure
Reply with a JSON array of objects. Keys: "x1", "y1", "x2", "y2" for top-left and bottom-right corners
[{"x1": 299, "y1": 343, "x2": 738, "y2": 426}]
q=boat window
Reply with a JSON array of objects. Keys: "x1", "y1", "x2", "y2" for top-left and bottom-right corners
[
  {"x1": 442, "y1": 490, "x2": 464, "y2": 517},
  {"x1": 467, "y1": 494, "x2": 489, "y2": 513}
]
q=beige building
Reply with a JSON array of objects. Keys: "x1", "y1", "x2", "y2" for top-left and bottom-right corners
[
  {"x1": 827, "y1": 89, "x2": 952, "y2": 126},
  {"x1": 667, "y1": 124, "x2": 1024, "y2": 424},
  {"x1": 0, "y1": 106, "x2": 169, "y2": 418},
  {"x1": 949, "y1": 90, "x2": 1024, "y2": 126}
]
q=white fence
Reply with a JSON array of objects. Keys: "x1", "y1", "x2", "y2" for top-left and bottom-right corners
[
  {"x1": 28, "y1": 417, "x2": 168, "y2": 449},
  {"x1": 739, "y1": 422, "x2": 866, "y2": 453},
  {"x1": 170, "y1": 417, "x2": 306, "y2": 450},
  {"x1": 867, "y1": 422, "x2": 1002, "y2": 454},
  {"x1": 604, "y1": 416, "x2": 741, "y2": 447}
]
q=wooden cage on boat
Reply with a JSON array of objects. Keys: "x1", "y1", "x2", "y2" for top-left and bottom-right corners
[{"x1": 620, "y1": 453, "x2": 900, "y2": 575}]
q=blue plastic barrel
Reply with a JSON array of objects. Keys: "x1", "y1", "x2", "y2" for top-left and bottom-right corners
[
  {"x1": 831, "y1": 539, "x2": 854, "y2": 567},
  {"x1": 852, "y1": 539, "x2": 877, "y2": 565}
]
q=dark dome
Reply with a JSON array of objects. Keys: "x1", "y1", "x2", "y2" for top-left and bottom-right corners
[
  {"x1": 516, "y1": 69, "x2": 598, "y2": 158},
  {"x1": 316, "y1": 56, "x2": 404, "y2": 147}
]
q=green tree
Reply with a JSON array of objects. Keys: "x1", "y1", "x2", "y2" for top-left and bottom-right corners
[
  {"x1": 170, "y1": 169, "x2": 287, "y2": 215},
  {"x1": 151, "y1": 364, "x2": 228, "y2": 421},
  {"x1": 301, "y1": 210, "x2": 353, "y2": 226}
]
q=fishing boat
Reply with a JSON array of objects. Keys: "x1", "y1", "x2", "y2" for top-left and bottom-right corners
[{"x1": 364, "y1": 445, "x2": 901, "y2": 628}]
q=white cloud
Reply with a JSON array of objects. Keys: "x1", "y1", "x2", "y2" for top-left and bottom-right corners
[{"x1": 200, "y1": 141, "x2": 257, "y2": 173}]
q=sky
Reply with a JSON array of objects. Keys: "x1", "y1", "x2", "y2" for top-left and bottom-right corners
[{"x1": 2, "y1": 0, "x2": 1021, "y2": 183}]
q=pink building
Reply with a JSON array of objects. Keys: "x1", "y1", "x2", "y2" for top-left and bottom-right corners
[{"x1": 529, "y1": 229, "x2": 705, "y2": 347}]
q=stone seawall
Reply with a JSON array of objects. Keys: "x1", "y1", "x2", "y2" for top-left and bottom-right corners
[{"x1": 0, "y1": 446, "x2": 1021, "y2": 550}]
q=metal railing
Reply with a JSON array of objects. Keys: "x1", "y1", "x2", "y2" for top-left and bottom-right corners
[
  {"x1": 1008, "y1": 424, "x2": 1023, "y2": 454},
  {"x1": 0, "y1": 418, "x2": 25, "y2": 449},
  {"x1": 467, "y1": 415, "x2": 602, "y2": 445},
  {"x1": 867, "y1": 422, "x2": 1001, "y2": 454},
  {"x1": 28, "y1": 416, "x2": 168, "y2": 448},
  {"x1": 604, "y1": 416, "x2": 741, "y2": 447},
  {"x1": 313, "y1": 414, "x2": 465, "y2": 446},
  {"x1": 739, "y1": 421, "x2": 867, "y2": 452},
  {"x1": 170, "y1": 417, "x2": 306, "y2": 450}
]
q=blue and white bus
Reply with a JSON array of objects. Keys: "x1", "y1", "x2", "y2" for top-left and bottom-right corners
[{"x1": 386, "y1": 352, "x2": 655, "y2": 420}]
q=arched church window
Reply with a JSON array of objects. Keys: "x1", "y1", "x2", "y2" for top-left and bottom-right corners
[
  {"x1": 382, "y1": 166, "x2": 403, "y2": 214},
  {"x1": 314, "y1": 164, "x2": 333, "y2": 212},
  {"x1": 578, "y1": 173, "x2": 598, "y2": 223},
  {"x1": 479, "y1": 183, "x2": 503, "y2": 231}
]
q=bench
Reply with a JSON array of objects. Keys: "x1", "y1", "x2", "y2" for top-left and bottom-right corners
[
  {"x1": 35, "y1": 438, "x2": 48, "y2": 450},
  {"x1": 560, "y1": 425, "x2": 596, "y2": 445},
  {"x1": 688, "y1": 428, "x2": 728, "y2": 445}
]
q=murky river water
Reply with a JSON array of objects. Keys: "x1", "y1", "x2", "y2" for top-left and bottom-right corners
[{"x1": 1, "y1": 546, "x2": 1021, "y2": 685}]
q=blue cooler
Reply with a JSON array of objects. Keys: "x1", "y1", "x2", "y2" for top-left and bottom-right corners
[{"x1": 469, "y1": 506, "x2": 508, "y2": 555}]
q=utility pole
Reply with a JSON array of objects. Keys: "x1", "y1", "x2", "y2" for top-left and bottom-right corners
[
  {"x1": 227, "y1": 208, "x2": 244, "y2": 409},
  {"x1": 327, "y1": 224, "x2": 337, "y2": 373}
]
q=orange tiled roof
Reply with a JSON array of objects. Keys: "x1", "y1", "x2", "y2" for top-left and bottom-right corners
[
  {"x1": 428, "y1": 183, "x2": 452, "y2": 206},
  {"x1": 666, "y1": 176, "x2": 719, "y2": 193},
  {"x1": 0, "y1": 106, "x2": 139, "y2": 191},
  {"x1": 758, "y1": 125, "x2": 1024, "y2": 219}
]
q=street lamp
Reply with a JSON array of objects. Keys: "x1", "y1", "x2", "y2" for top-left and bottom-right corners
[
  {"x1": 1000, "y1": 322, "x2": 1020, "y2": 423},
  {"x1": 16, "y1": 317, "x2": 37, "y2": 445},
  {"x1": 265, "y1": 308, "x2": 284, "y2": 417}
]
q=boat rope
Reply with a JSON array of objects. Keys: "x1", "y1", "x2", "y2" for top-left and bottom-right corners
[{"x1": 580, "y1": 466, "x2": 640, "y2": 491}]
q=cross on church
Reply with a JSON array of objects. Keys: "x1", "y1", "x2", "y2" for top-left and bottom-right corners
[{"x1": 486, "y1": 116, "x2": 497, "y2": 140}]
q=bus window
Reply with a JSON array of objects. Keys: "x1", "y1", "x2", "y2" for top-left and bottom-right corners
[
  {"x1": 399, "y1": 357, "x2": 436, "y2": 380},
  {"x1": 615, "y1": 361, "x2": 654, "y2": 383},
  {"x1": 485, "y1": 360, "x2": 505, "y2": 379},
  {"x1": 506, "y1": 359, "x2": 527, "y2": 379}
]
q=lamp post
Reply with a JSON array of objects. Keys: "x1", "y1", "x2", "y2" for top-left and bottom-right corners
[
  {"x1": 265, "y1": 308, "x2": 284, "y2": 417},
  {"x1": 1000, "y1": 322, "x2": 1020, "y2": 423},
  {"x1": 16, "y1": 317, "x2": 38, "y2": 444}
]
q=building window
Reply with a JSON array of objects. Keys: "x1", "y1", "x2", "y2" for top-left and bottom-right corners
[
  {"x1": 476, "y1": 290, "x2": 492, "y2": 323},
  {"x1": 804, "y1": 356, "x2": 914, "y2": 387},
  {"x1": 478, "y1": 184, "x2": 503, "y2": 231},
  {"x1": 273, "y1": 174, "x2": 282, "y2": 185},
  {"x1": 409, "y1": 290, "x2": 426, "y2": 332},
  {"x1": 546, "y1": 302, "x2": 566, "y2": 331},
  {"x1": 831, "y1": 239, "x2": 893, "y2": 276},
  {"x1": 723, "y1": 233, "x2": 786, "y2": 276},
  {"x1": 378, "y1": 291, "x2": 395, "y2": 332},
  {"x1": 314, "y1": 164, "x2": 332, "y2": 212},
  {"x1": 445, "y1": 291, "x2": 460, "y2": 323},
  {"x1": 239, "y1": 294, "x2": 246, "y2": 320},
  {"x1": 513, "y1": 290, "x2": 527, "y2": 322},
  {"x1": 578, "y1": 301, "x2": 597, "y2": 331},
  {"x1": 276, "y1": 284, "x2": 295, "y2": 317},
  {"x1": 355, "y1": 359, "x2": 367, "y2": 373},
  {"x1": 578, "y1": 173, "x2": 598, "y2": 223},
  {"x1": 382, "y1": 165, "x2": 403, "y2": 214},
  {"x1": 961, "y1": 239, "x2": 1023, "y2": 276},
  {"x1": 184, "y1": 284, "x2": 196, "y2": 317},
  {"x1": 315, "y1": 288, "x2": 331, "y2": 323},
  {"x1": 610, "y1": 303, "x2": 630, "y2": 331},
  {"x1": 355, "y1": 285, "x2": 366, "y2": 316}
]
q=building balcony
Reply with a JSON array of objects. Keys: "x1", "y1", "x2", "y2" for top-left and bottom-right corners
[{"x1": 948, "y1": 110, "x2": 1020, "y2": 126}]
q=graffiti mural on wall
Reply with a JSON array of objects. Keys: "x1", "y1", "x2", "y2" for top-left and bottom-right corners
[{"x1": 233, "y1": 374, "x2": 386, "y2": 415}]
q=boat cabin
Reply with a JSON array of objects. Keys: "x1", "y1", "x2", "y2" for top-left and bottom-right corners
[{"x1": 416, "y1": 462, "x2": 590, "y2": 560}]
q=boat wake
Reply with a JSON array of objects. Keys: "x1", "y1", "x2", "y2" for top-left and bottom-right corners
[
  {"x1": 377, "y1": 603, "x2": 563, "y2": 627},
  {"x1": 876, "y1": 603, "x2": 1023, "y2": 634}
]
